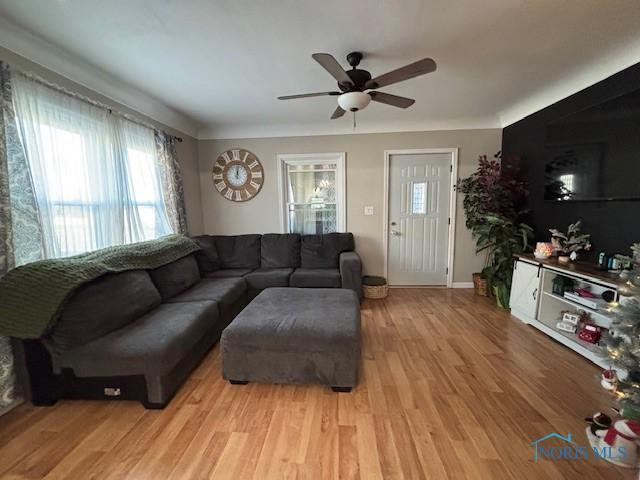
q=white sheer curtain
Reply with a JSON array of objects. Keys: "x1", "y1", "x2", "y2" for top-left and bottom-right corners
[{"x1": 11, "y1": 74, "x2": 172, "y2": 258}]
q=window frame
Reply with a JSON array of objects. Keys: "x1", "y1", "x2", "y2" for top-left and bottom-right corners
[{"x1": 277, "y1": 152, "x2": 346, "y2": 234}]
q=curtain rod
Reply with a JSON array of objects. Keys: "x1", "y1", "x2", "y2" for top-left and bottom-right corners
[{"x1": 13, "y1": 69, "x2": 183, "y2": 143}]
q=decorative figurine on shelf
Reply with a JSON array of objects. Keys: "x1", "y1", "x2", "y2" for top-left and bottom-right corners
[
  {"x1": 578, "y1": 310, "x2": 591, "y2": 324},
  {"x1": 534, "y1": 242, "x2": 554, "y2": 259},
  {"x1": 585, "y1": 411, "x2": 613, "y2": 436},
  {"x1": 586, "y1": 418, "x2": 640, "y2": 468},
  {"x1": 563, "y1": 312, "x2": 580, "y2": 325},
  {"x1": 578, "y1": 324, "x2": 602, "y2": 344},
  {"x1": 556, "y1": 311, "x2": 580, "y2": 333},
  {"x1": 601, "y1": 369, "x2": 619, "y2": 392},
  {"x1": 549, "y1": 220, "x2": 592, "y2": 263}
]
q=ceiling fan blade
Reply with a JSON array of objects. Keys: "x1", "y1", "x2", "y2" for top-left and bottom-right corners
[
  {"x1": 365, "y1": 58, "x2": 436, "y2": 89},
  {"x1": 369, "y1": 91, "x2": 415, "y2": 108},
  {"x1": 331, "y1": 106, "x2": 346, "y2": 119},
  {"x1": 278, "y1": 91, "x2": 340, "y2": 100},
  {"x1": 312, "y1": 53, "x2": 354, "y2": 86}
]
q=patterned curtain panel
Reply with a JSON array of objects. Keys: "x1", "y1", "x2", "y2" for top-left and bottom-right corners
[
  {"x1": 0, "y1": 62, "x2": 45, "y2": 413},
  {"x1": 155, "y1": 131, "x2": 188, "y2": 234},
  {"x1": 0, "y1": 62, "x2": 17, "y2": 412}
]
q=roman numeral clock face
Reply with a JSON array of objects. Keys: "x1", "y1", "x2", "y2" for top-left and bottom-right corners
[{"x1": 211, "y1": 149, "x2": 264, "y2": 202}]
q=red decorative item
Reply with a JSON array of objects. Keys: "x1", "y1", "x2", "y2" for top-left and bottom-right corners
[
  {"x1": 575, "y1": 287, "x2": 596, "y2": 298},
  {"x1": 578, "y1": 324, "x2": 602, "y2": 344}
]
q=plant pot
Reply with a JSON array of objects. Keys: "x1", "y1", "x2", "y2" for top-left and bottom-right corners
[
  {"x1": 558, "y1": 255, "x2": 570, "y2": 264},
  {"x1": 492, "y1": 285, "x2": 510, "y2": 309},
  {"x1": 472, "y1": 273, "x2": 489, "y2": 297}
]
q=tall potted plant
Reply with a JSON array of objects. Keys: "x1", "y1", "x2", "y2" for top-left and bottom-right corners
[
  {"x1": 474, "y1": 214, "x2": 533, "y2": 307},
  {"x1": 458, "y1": 152, "x2": 532, "y2": 307}
]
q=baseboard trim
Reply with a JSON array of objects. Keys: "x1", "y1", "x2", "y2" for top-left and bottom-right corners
[{"x1": 451, "y1": 282, "x2": 474, "y2": 289}]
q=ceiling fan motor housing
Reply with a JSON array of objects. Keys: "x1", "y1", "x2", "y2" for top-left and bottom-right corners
[{"x1": 341, "y1": 69, "x2": 372, "y2": 91}]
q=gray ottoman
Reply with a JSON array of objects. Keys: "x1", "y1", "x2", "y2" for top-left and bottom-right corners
[{"x1": 221, "y1": 287, "x2": 360, "y2": 392}]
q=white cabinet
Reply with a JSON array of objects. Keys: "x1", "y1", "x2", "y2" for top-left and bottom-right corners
[
  {"x1": 509, "y1": 260, "x2": 541, "y2": 322},
  {"x1": 509, "y1": 255, "x2": 622, "y2": 372}
]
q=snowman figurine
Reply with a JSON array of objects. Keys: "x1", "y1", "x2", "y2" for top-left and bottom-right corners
[{"x1": 586, "y1": 418, "x2": 640, "y2": 468}]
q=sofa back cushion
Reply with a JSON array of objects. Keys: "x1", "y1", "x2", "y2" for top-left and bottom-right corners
[
  {"x1": 212, "y1": 235, "x2": 261, "y2": 269},
  {"x1": 261, "y1": 233, "x2": 301, "y2": 268},
  {"x1": 51, "y1": 270, "x2": 161, "y2": 350},
  {"x1": 192, "y1": 235, "x2": 220, "y2": 274},
  {"x1": 300, "y1": 233, "x2": 355, "y2": 268},
  {"x1": 149, "y1": 254, "x2": 200, "y2": 301}
]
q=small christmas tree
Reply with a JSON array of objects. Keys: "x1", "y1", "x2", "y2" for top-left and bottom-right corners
[
  {"x1": 588, "y1": 246, "x2": 640, "y2": 468},
  {"x1": 601, "y1": 270, "x2": 640, "y2": 419}
]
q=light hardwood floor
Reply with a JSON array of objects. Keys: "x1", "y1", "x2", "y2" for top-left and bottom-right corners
[{"x1": 0, "y1": 289, "x2": 633, "y2": 479}]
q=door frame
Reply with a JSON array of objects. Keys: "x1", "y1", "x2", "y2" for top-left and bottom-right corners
[{"x1": 382, "y1": 148, "x2": 459, "y2": 288}]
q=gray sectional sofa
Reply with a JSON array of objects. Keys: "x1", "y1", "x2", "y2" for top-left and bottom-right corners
[
  {"x1": 22, "y1": 233, "x2": 361, "y2": 409},
  {"x1": 193, "y1": 233, "x2": 362, "y2": 299}
]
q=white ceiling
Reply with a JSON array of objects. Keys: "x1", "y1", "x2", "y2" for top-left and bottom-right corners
[{"x1": 0, "y1": 0, "x2": 639, "y2": 139}]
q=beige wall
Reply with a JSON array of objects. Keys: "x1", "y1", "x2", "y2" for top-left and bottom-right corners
[
  {"x1": 0, "y1": 45, "x2": 502, "y2": 279},
  {"x1": 0, "y1": 46, "x2": 204, "y2": 235},
  {"x1": 198, "y1": 129, "x2": 502, "y2": 282}
]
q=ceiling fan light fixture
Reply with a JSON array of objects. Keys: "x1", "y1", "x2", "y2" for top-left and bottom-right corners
[{"x1": 337, "y1": 91, "x2": 371, "y2": 112}]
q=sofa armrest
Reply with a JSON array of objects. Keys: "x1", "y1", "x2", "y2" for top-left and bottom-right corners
[{"x1": 339, "y1": 251, "x2": 362, "y2": 300}]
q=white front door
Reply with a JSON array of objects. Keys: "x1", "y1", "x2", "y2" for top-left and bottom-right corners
[{"x1": 388, "y1": 152, "x2": 452, "y2": 285}]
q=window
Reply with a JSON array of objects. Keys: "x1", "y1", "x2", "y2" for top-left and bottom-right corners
[
  {"x1": 559, "y1": 174, "x2": 575, "y2": 200},
  {"x1": 278, "y1": 153, "x2": 346, "y2": 234},
  {"x1": 412, "y1": 182, "x2": 426, "y2": 214},
  {"x1": 12, "y1": 74, "x2": 172, "y2": 258}
]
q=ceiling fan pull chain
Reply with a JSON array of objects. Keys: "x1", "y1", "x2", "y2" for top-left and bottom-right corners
[{"x1": 353, "y1": 111, "x2": 356, "y2": 130}]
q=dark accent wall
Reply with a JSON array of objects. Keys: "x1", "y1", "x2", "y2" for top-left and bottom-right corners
[{"x1": 502, "y1": 63, "x2": 640, "y2": 259}]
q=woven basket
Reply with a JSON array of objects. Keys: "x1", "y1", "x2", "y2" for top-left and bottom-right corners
[
  {"x1": 362, "y1": 276, "x2": 389, "y2": 299},
  {"x1": 472, "y1": 273, "x2": 489, "y2": 297}
]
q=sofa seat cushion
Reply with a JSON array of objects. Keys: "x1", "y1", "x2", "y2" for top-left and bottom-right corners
[
  {"x1": 58, "y1": 301, "x2": 219, "y2": 377},
  {"x1": 289, "y1": 268, "x2": 341, "y2": 288},
  {"x1": 300, "y1": 233, "x2": 355, "y2": 269},
  {"x1": 244, "y1": 268, "x2": 293, "y2": 290},
  {"x1": 260, "y1": 234, "x2": 300, "y2": 268},
  {"x1": 149, "y1": 254, "x2": 201, "y2": 301},
  {"x1": 212, "y1": 235, "x2": 261, "y2": 269},
  {"x1": 50, "y1": 270, "x2": 161, "y2": 351},
  {"x1": 166, "y1": 278, "x2": 246, "y2": 311},
  {"x1": 205, "y1": 268, "x2": 253, "y2": 278}
]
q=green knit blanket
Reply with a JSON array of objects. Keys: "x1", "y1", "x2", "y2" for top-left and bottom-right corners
[{"x1": 0, "y1": 234, "x2": 200, "y2": 339}]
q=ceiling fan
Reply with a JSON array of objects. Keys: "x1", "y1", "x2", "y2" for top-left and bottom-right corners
[{"x1": 278, "y1": 51, "x2": 436, "y2": 119}]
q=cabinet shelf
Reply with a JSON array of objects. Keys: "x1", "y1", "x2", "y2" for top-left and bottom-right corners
[
  {"x1": 541, "y1": 291, "x2": 614, "y2": 328},
  {"x1": 539, "y1": 317, "x2": 605, "y2": 354},
  {"x1": 529, "y1": 318, "x2": 609, "y2": 368}
]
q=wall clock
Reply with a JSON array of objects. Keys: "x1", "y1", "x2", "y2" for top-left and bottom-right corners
[{"x1": 211, "y1": 148, "x2": 264, "y2": 202}]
